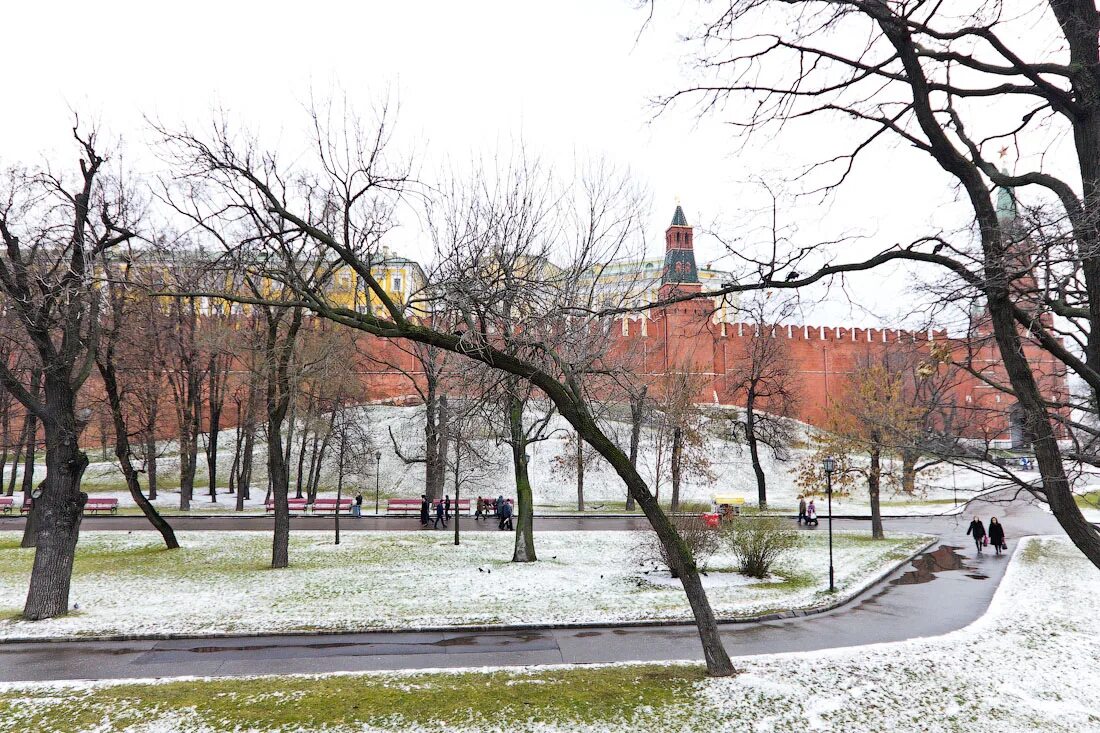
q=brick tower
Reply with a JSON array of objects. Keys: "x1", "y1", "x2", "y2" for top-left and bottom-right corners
[{"x1": 658, "y1": 203, "x2": 702, "y2": 300}]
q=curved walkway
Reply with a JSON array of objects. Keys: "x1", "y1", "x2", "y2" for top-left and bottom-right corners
[{"x1": 0, "y1": 494, "x2": 1062, "y2": 683}]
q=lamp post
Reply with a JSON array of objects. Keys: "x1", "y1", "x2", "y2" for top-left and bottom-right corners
[
  {"x1": 823, "y1": 456, "x2": 836, "y2": 592},
  {"x1": 375, "y1": 450, "x2": 382, "y2": 515}
]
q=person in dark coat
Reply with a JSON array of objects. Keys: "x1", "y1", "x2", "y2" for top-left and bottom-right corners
[
  {"x1": 797, "y1": 495, "x2": 807, "y2": 525},
  {"x1": 420, "y1": 494, "x2": 430, "y2": 527},
  {"x1": 988, "y1": 517, "x2": 1006, "y2": 556},
  {"x1": 966, "y1": 516, "x2": 986, "y2": 554},
  {"x1": 498, "y1": 499, "x2": 513, "y2": 531},
  {"x1": 353, "y1": 491, "x2": 363, "y2": 518},
  {"x1": 444, "y1": 495, "x2": 451, "y2": 521},
  {"x1": 433, "y1": 499, "x2": 447, "y2": 529}
]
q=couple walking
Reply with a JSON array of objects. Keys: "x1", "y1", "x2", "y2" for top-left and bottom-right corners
[
  {"x1": 797, "y1": 495, "x2": 818, "y2": 526},
  {"x1": 966, "y1": 516, "x2": 1007, "y2": 555}
]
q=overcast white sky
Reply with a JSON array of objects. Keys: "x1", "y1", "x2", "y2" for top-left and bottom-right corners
[{"x1": 0, "y1": 0, "x2": 1076, "y2": 329}]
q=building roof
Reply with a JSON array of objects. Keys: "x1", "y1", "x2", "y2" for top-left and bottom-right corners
[{"x1": 671, "y1": 204, "x2": 688, "y2": 227}]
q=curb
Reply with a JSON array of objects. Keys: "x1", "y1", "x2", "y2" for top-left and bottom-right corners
[{"x1": 0, "y1": 536, "x2": 938, "y2": 646}]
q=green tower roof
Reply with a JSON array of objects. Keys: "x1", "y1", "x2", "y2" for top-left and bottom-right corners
[{"x1": 671, "y1": 205, "x2": 688, "y2": 227}]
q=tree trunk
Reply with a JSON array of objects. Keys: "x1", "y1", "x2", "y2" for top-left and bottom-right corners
[
  {"x1": 509, "y1": 395, "x2": 537, "y2": 563},
  {"x1": 868, "y1": 440, "x2": 884, "y2": 539},
  {"x1": 424, "y1": 379, "x2": 440, "y2": 502},
  {"x1": 145, "y1": 401, "x2": 158, "y2": 501},
  {"x1": 901, "y1": 450, "x2": 917, "y2": 495},
  {"x1": 239, "y1": 412, "x2": 255, "y2": 505},
  {"x1": 559, "y1": 397, "x2": 734, "y2": 676},
  {"x1": 670, "y1": 426, "x2": 683, "y2": 512},
  {"x1": 306, "y1": 427, "x2": 323, "y2": 502},
  {"x1": 745, "y1": 401, "x2": 767, "y2": 509},
  {"x1": 268, "y1": 410, "x2": 291, "y2": 568},
  {"x1": 309, "y1": 409, "x2": 337, "y2": 501},
  {"x1": 206, "y1": 354, "x2": 227, "y2": 502},
  {"x1": 19, "y1": 374, "x2": 41, "y2": 549},
  {"x1": 22, "y1": 379, "x2": 87, "y2": 620},
  {"x1": 98, "y1": 356, "x2": 179, "y2": 550},
  {"x1": 295, "y1": 418, "x2": 309, "y2": 499},
  {"x1": 178, "y1": 419, "x2": 194, "y2": 511},
  {"x1": 6, "y1": 418, "x2": 24, "y2": 497},
  {"x1": 438, "y1": 395, "x2": 450, "y2": 501},
  {"x1": 453, "y1": 445, "x2": 461, "y2": 547},
  {"x1": 576, "y1": 433, "x2": 585, "y2": 512},
  {"x1": 0, "y1": 398, "x2": 9, "y2": 495},
  {"x1": 626, "y1": 387, "x2": 646, "y2": 512}
]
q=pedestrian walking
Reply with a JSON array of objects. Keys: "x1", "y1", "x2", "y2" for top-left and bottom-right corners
[
  {"x1": 988, "y1": 517, "x2": 1006, "y2": 556},
  {"x1": 498, "y1": 499, "x2": 513, "y2": 531},
  {"x1": 966, "y1": 516, "x2": 986, "y2": 554},
  {"x1": 353, "y1": 491, "x2": 363, "y2": 518},
  {"x1": 475, "y1": 497, "x2": 486, "y2": 521},
  {"x1": 420, "y1": 494, "x2": 430, "y2": 527},
  {"x1": 797, "y1": 495, "x2": 807, "y2": 525},
  {"x1": 806, "y1": 499, "x2": 818, "y2": 526},
  {"x1": 434, "y1": 499, "x2": 447, "y2": 529},
  {"x1": 444, "y1": 495, "x2": 451, "y2": 522}
]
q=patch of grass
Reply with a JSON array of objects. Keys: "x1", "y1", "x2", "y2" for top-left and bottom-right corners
[
  {"x1": 0, "y1": 664, "x2": 707, "y2": 733},
  {"x1": 1074, "y1": 491, "x2": 1100, "y2": 509}
]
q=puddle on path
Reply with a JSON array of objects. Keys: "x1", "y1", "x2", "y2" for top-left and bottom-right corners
[{"x1": 890, "y1": 545, "x2": 986, "y2": 585}]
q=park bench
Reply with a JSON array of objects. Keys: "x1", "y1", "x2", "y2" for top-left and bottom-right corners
[
  {"x1": 265, "y1": 498, "x2": 310, "y2": 513},
  {"x1": 0, "y1": 497, "x2": 12, "y2": 514},
  {"x1": 433, "y1": 498, "x2": 471, "y2": 515},
  {"x1": 83, "y1": 497, "x2": 119, "y2": 515},
  {"x1": 386, "y1": 498, "x2": 423, "y2": 516},
  {"x1": 312, "y1": 498, "x2": 353, "y2": 514},
  {"x1": 20, "y1": 499, "x2": 32, "y2": 514}
]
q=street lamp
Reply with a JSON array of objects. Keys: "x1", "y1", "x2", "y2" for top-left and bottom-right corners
[
  {"x1": 822, "y1": 456, "x2": 836, "y2": 592},
  {"x1": 374, "y1": 450, "x2": 382, "y2": 515}
]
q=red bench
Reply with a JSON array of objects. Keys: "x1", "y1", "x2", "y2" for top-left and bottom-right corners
[
  {"x1": 265, "y1": 498, "x2": 310, "y2": 513},
  {"x1": 84, "y1": 498, "x2": 119, "y2": 515},
  {"x1": 0, "y1": 497, "x2": 13, "y2": 514},
  {"x1": 433, "y1": 498, "x2": 471, "y2": 515},
  {"x1": 16, "y1": 497, "x2": 118, "y2": 515},
  {"x1": 312, "y1": 498, "x2": 353, "y2": 514},
  {"x1": 386, "y1": 498, "x2": 423, "y2": 516}
]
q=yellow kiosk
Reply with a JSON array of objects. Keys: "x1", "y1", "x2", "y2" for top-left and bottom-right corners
[{"x1": 714, "y1": 494, "x2": 746, "y2": 523}]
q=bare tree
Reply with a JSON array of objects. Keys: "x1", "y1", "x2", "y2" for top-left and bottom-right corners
[
  {"x1": 725, "y1": 299, "x2": 799, "y2": 508},
  {"x1": 660, "y1": 0, "x2": 1100, "y2": 568},
  {"x1": 95, "y1": 254, "x2": 179, "y2": 549},
  {"x1": 0, "y1": 127, "x2": 137, "y2": 619},
  {"x1": 156, "y1": 104, "x2": 739, "y2": 676}
]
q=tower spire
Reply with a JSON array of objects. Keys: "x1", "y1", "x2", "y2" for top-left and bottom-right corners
[{"x1": 660, "y1": 201, "x2": 700, "y2": 298}]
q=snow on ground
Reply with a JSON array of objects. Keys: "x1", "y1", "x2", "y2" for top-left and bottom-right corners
[
  {"x1": 62, "y1": 403, "x2": 1022, "y2": 514},
  {"x1": 0, "y1": 529, "x2": 929, "y2": 639},
  {"x1": 0, "y1": 537, "x2": 1096, "y2": 733}
]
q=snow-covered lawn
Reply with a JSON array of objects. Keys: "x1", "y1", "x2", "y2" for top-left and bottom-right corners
[
  {"x1": 0, "y1": 529, "x2": 929, "y2": 639},
  {"x1": 0, "y1": 537, "x2": 1096, "y2": 732}
]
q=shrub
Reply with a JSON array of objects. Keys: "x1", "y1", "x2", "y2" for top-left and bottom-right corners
[
  {"x1": 724, "y1": 511, "x2": 800, "y2": 578},
  {"x1": 637, "y1": 514, "x2": 722, "y2": 579}
]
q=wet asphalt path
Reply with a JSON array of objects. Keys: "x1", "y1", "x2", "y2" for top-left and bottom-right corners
[{"x1": 0, "y1": 494, "x2": 1062, "y2": 683}]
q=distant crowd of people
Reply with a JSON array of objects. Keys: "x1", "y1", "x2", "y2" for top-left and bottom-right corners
[{"x1": 419, "y1": 494, "x2": 513, "y2": 530}]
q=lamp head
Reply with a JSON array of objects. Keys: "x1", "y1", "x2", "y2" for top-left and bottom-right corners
[{"x1": 822, "y1": 456, "x2": 836, "y2": 474}]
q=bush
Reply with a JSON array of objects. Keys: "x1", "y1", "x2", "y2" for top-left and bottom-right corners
[
  {"x1": 724, "y1": 511, "x2": 800, "y2": 578},
  {"x1": 637, "y1": 514, "x2": 721, "y2": 579}
]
